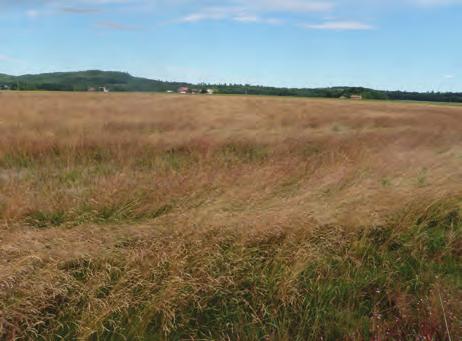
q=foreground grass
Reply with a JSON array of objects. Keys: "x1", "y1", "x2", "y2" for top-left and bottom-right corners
[
  {"x1": 2, "y1": 200, "x2": 461, "y2": 340},
  {"x1": 1, "y1": 93, "x2": 462, "y2": 339}
]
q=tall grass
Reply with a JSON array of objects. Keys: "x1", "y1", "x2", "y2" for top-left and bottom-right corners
[{"x1": 0, "y1": 92, "x2": 461, "y2": 339}]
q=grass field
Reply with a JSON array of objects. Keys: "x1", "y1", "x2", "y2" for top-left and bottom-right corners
[{"x1": 0, "y1": 92, "x2": 461, "y2": 340}]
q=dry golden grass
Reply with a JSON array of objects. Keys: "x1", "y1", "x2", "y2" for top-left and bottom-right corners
[{"x1": 0, "y1": 92, "x2": 461, "y2": 340}]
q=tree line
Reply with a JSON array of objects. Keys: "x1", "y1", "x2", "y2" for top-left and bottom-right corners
[{"x1": 1, "y1": 71, "x2": 461, "y2": 103}]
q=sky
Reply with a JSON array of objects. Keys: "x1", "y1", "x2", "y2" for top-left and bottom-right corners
[{"x1": 0, "y1": 0, "x2": 461, "y2": 91}]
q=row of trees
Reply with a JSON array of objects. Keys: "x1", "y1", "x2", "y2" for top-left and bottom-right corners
[
  {"x1": 207, "y1": 84, "x2": 462, "y2": 102},
  {"x1": 2, "y1": 71, "x2": 461, "y2": 103}
]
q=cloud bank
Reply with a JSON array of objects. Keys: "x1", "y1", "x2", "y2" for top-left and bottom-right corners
[{"x1": 4, "y1": 0, "x2": 462, "y2": 31}]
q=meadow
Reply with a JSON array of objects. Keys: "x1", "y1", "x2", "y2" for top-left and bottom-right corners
[{"x1": 0, "y1": 92, "x2": 461, "y2": 340}]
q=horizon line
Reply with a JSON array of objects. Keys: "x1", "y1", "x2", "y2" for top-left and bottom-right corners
[{"x1": 1, "y1": 69, "x2": 461, "y2": 94}]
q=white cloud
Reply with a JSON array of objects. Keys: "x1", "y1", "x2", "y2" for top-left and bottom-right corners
[
  {"x1": 180, "y1": 7, "x2": 235, "y2": 23},
  {"x1": 302, "y1": 20, "x2": 374, "y2": 30},
  {"x1": 241, "y1": 0, "x2": 334, "y2": 13},
  {"x1": 14, "y1": 0, "x2": 461, "y2": 32},
  {"x1": 26, "y1": 9, "x2": 40, "y2": 17},
  {"x1": 444, "y1": 74, "x2": 455, "y2": 79},
  {"x1": 179, "y1": 8, "x2": 283, "y2": 25},
  {"x1": 179, "y1": 0, "x2": 333, "y2": 25},
  {"x1": 233, "y1": 15, "x2": 284, "y2": 24}
]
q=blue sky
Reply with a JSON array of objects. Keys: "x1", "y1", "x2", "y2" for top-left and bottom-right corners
[{"x1": 0, "y1": 0, "x2": 461, "y2": 91}]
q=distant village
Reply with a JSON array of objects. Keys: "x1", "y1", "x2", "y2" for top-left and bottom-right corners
[
  {"x1": 174, "y1": 87, "x2": 215, "y2": 95},
  {"x1": 85, "y1": 86, "x2": 216, "y2": 95},
  {"x1": 0, "y1": 83, "x2": 362, "y2": 100},
  {"x1": 87, "y1": 86, "x2": 110, "y2": 93},
  {"x1": 340, "y1": 94, "x2": 363, "y2": 100},
  {"x1": 85, "y1": 85, "x2": 362, "y2": 99}
]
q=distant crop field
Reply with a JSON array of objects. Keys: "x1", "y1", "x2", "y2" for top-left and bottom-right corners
[{"x1": 1, "y1": 92, "x2": 461, "y2": 340}]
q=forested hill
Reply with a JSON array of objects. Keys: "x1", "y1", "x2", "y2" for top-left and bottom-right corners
[
  {"x1": 0, "y1": 71, "x2": 190, "y2": 92},
  {"x1": 1, "y1": 70, "x2": 461, "y2": 103}
]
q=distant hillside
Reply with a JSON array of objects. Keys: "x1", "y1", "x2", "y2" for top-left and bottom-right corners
[
  {"x1": 0, "y1": 70, "x2": 191, "y2": 92},
  {"x1": 1, "y1": 70, "x2": 461, "y2": 103}
]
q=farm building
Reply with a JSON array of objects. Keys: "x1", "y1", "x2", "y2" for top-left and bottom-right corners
[
  {"x1": 350, "y1": 95, "x2": 363, "y2": 100},
  {"x1": 178, "y1": 87, "x2": 189, "y2": 94}
]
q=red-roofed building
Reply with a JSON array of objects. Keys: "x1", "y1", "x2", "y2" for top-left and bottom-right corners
[{"x1": 178, "y1": 87, "x2": 189, "y2": 94}]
